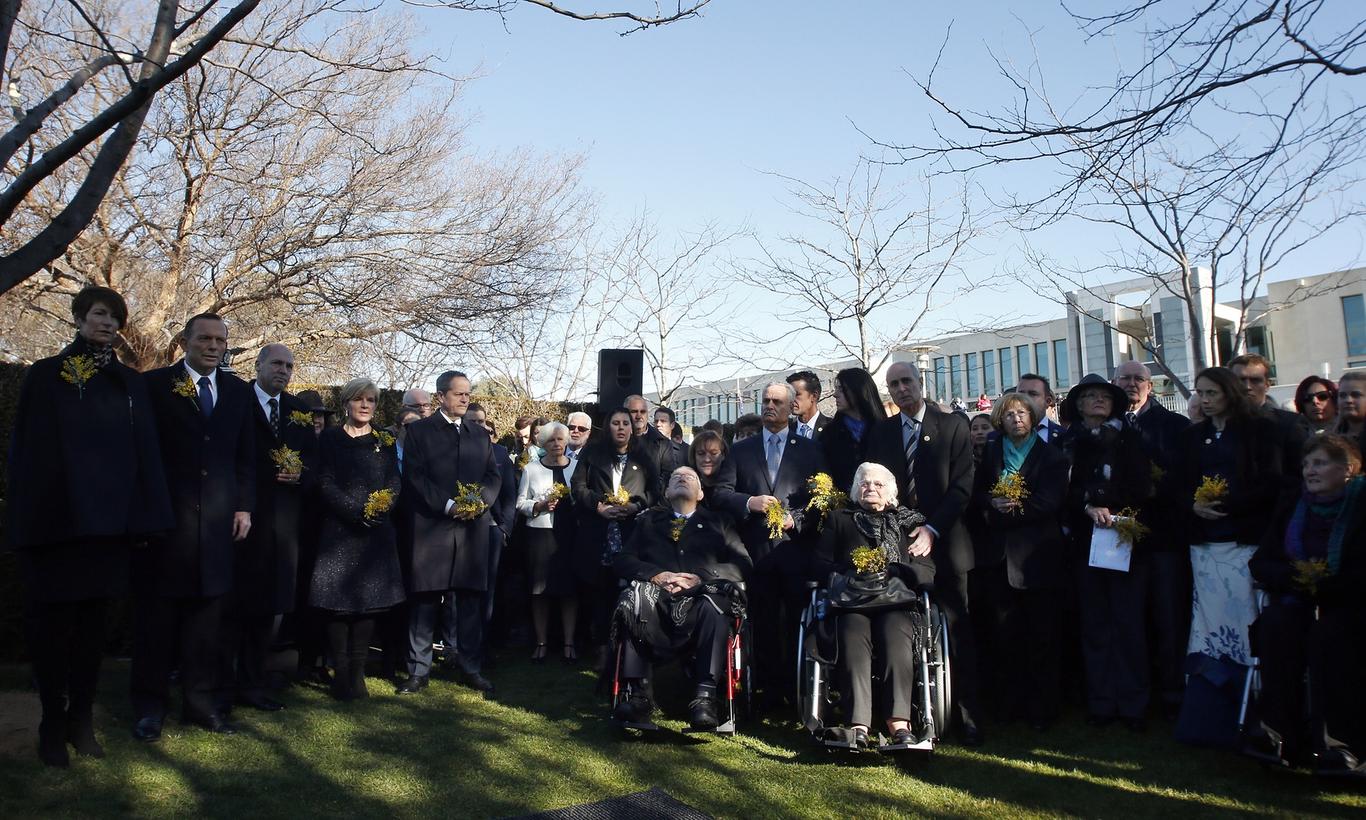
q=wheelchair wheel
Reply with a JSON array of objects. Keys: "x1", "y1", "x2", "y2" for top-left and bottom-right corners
[{"x1": 927, "y1": 602, "x2": 952, "y2": 740}]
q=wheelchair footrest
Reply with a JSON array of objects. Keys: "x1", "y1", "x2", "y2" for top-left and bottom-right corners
[
  {"x1": 617, "y1": 719, "x2": 660, "y2": 732},
  {"x1": 876, "y1": 736, "x2": 935, "y2": 753},
  {"x1": 681, "y1": 719, "x2": 736, "y2": 736}
]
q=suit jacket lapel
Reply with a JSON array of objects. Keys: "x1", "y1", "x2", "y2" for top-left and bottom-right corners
[{"x1": 915, "y1": 410, "x2": 939, "y2": 481}]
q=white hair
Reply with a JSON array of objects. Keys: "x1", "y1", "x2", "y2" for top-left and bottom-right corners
[
  {"x1": 849, "y1": 462, "x2": 898, "y2": 506},
  {"x1": 537, "y1": 421, "x2": 568, "y2": 447},
  {"x1": 567, "y1": 411, "x2": 592, "y2": 428},
  {"x1": 764, "y1": 381, "x2": 796, "y2": 404}
]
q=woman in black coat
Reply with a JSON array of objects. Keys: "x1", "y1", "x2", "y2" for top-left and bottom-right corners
[
  {"x1": 820, "y1": 368, "x2": 884, "y2": 494},
  {"x1": 1244, "y1": 435, "x2": 1366, "y2": 775},
  {"x1": 6, "y1": 287, "x2": 172, "y2": 766},
  {"x1": 969, "y1": 393, "x2": 1070, "y2": 730},
  {"x1": 571, "y1": 407, "x2": 656, "y2": 663},
  {"x1": 1060, "y1": 374, "x2": 1152, "y2": 730},
  {"x1": 309, "y1": 378, "x2": 405, "y2": 699},
  {"x1": 689, "y1": 430, "x2": 746, "y2": 522},
  {"x1": 814, "y1": 462, "x2": 936, "y2": 748}
]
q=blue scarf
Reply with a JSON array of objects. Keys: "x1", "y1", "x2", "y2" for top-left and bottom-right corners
[
  {"x1": 1284, "y1": 475, "x2": 1364, "y2": 573},
  {"x1": 1002, "y1": 432, "x2": 1037, "y2": 476},
  {"x1": 842, "y1": 415, "x2": 866, "y2": 442}
]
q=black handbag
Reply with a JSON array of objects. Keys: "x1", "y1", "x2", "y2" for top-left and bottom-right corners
[{"x1": 826, "y1": 569, "x2": 919, "y2": 614}]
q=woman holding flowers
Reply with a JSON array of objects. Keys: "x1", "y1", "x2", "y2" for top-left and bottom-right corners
[
  {"x1": 571, "y1": 407, "x2": 656, "y2": 666},
  {"x1": 969, "y1": 392, "x2": 1070, "y2": 730},
  {"x1": 309, "y1": 377, "x2": 405, "y2": 699},
  {"x1": 1245, "y1": 435, "x2": 1366, "y2": 776},
  {"x1": 7, "y1": 287, "x2": 171, "y2": 767},
  {"x1": 1177, "y1": 367, "x2": 1282, "y2": 689},
  {"x1": 516, "y1": 421, "x2": 580, "y2": 662},
  {"x1": 1060, "y1": 374, "x2": 1152, "y2": 730},
  {"x1": 814, "y1": 462, "x2": 935, "y2": 748}
]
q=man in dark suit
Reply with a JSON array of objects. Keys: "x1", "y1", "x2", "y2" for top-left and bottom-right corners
[
  {"x1": 398, "y1": 370, "x2": 501, "y2": 694},
  {"x1": 1230, "y1": 354, "x2": 1310, "y2": 478},
  {"x1": 713, "y1": 382, "x2": 826, "y2": 705},
  {"x1": 652, "y1": 406, "x2": 689, "y2": 472},
  {"x1": 1015, "y1": 374, "x2": 1065, "y2": 444},
  {"x1": 217, "y1": 343, "x2": 316, "y2": 714},
  {"x1": 626, "y1": 394, "x2": 680, "y2": 496},
  {"x1": 1112, "y1": 361, "x2": 1192, "y2": 715},
  {"x1": 465, "y1": 403, "x2": 519, "y2": 628},
  {"x1": 132, "y1": 313, "x2": 255, "y2": 740},
  {"x1": 787, "y1": 370, "x2": 830, "y2": 440},
  {"x1": 612, "y1": 466, "x2": 752, "y2": 730},
  {"x1": 866, "y1": 360, "x2": 983, "y2": 745}
]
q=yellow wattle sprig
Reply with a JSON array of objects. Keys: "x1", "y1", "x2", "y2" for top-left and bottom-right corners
[
  {"x1": 763, "y1": 498, "x2": 787, "y2": 540},
  {"x1": 604, "y1": 486, "x2": 631, "y2": 506},
  {"x1": 670, "y1": 517, "x2": 686, "y2": 543},
  {"x1": 172, "y1": 374, "x2": 199, "y2": 403},
  {"x1": 989, "y1": 472, "x2": 1030, "y2": 513},
  {"x1": 1291, "y1": 558, "x2": 1330, "y2": 596},
  {"x1": 270, "y1": 446, "x2": 304, "y2": 475},
  {"x1": 289, "y1": 409, "x2": 313, "y2": 427},
  {"x1": 1194, "y1": 475, "x2": 1228, "y2": 506},
  {"x1": 60, "y1": 354, "x2": 99, "y2": 397},
  {"x1": 546, "y1": 483, "x2": 571, "y2": 504},
  {"x1": 452, "y1": 482, "x2": 489, "y2": 519},
  {"x1": 1112, "y1": 507, "x2": 1151, "y2": 546},
  {"x1": 850, "y1": 545, "x2": 887, "y2": 575},
  {"x1": 363, "y1": 489, "x2": 395, "y2": 520},
  {"x1": 805, "y1": 472, "x2": 849, "y2": 530}
]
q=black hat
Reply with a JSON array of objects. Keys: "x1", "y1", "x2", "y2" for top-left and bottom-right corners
[
  {"x1": 1060, "y1": 374, "x2": 1128, "y2": 424},
  {"x1": 296, "y1": 389, "x2": 335, "y2": 415}
]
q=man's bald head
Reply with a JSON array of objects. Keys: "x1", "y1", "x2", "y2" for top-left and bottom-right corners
[
  {"x1": 1112, "y1": 361, "x2": 1153, "y2": 412},
  {"x1": 254, "y1": 343, "x2": 295, "y2": 395}
]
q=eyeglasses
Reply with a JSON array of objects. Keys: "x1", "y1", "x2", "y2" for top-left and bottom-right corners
[{"x1": 567, "y1": 425, "x2": 590, "y2": 432}]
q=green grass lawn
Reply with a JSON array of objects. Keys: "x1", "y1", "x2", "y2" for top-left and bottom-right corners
[{"x1": 0, "y1": 654, "x2": 1361, "y2": 819}]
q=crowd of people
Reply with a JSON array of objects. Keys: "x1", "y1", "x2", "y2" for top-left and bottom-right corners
[{"x1": 6, "y1": 286, "x2": 1364, "y2": 781}]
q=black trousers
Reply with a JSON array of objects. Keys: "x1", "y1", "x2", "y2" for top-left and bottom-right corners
[
  {"x1": 836, "y1": 609, "x2": 920, "y2": 728},
  {"x1": 935, "y1": 567, "x2": 981, "y2": 726},
  {"x1": 27, "y1": 597, "x2": 108, "y2": 725},
  {"x1": 1077, "y1": 559, "x2": 1150, "y2": 719},
  {"x1": 131, "y1": 593, "x2": 223, "y2": 722},
  {"x1": 1147, "y1": 549, "x2": 1192, "y2": 707},
  {"x1": 217, "y1": 606, "x2": 276, "y2": 706},
  {"x1": 621, "y1": 599, "x2": 729, "y2": 694},
  {"x1": 748, "y1": 563, "x2": 808, "y2": 701},
  {"x1": 1254, "y1": 601, "x2": 1366, "y2": 759}
]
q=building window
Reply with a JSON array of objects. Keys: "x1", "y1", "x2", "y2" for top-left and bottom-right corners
[
  {"x1": 1053, "y1": 339, "x2": 1069, "y2": 387},
  {"x1": 965, "y1": 352, "x2": 979, "y2": 397},
  {"x1": 1343, "y1": 295, "x2": 1366, "y2": 357},
  {"x1": 949, "y1": 354, "x2": 963, "y2": 400},
  {"x1": 933, "y1": 357, "x2": 947, "y2": 402},
  {"x1": 1016, "y1": 345, "x2": 1030, "y2": 379},
  {"x1": 1034, "y1": 341, "x2": 1050, "y2": 381},
  {"x1": 983, "y1": 350, "x2": 997, "y2": 396},
  {"x1": 999, "y1": 347, "x2": 1013, "y2": 390}
]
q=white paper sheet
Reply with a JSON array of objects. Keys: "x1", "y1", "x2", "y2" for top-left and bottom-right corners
[{"x1": 1088, "y1": 524, "x2": 1132, "y2": 572}]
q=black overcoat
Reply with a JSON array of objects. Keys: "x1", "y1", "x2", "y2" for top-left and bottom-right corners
[
  {"x1": 970, "y1": 437, "x2": 1070, "y2": 589},
  {"x1": 571, "y1": 442, "x2": 656, "y2": 584},
  {"x1": 141, "y1": 362, "x2": 255, "y2": 598},
  {"x1": 613, "y1": 505, "x2": 752, "y2": 587},
  {"x1": 865, "y1": 406, "x2": 977, "y2": 576},
  {"x1": 712, "y1": 430, "x2": 826, "y2": 568},
  {"x1": 400, "y1": 414, "x2": 501, "y2": 593},
  {"x1": 817, "y1": 412, "x2": 866, "y2": 496},
  {"x1": 812, "y1": 506, "x2": 936, "y2": 590},
  {"x1": 6, "y1": 342, "x2": 173, "y2": 598},
  {"x1": 1130, "y1": 399, "x2": 1193, "y2": 551},
  {"x1": 236, "y1": 389, "x2": 317, "y2": 615},
  {"x1": 1174, "y1": 415, "x2": 1282, "y2": 546},
  {"x1": 1062, "y1": 422, "x2": 1152, "y2": 554}
]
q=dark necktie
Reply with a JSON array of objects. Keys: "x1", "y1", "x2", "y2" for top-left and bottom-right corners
[
  {"x1": 268, "y1": 397, "x2": 279, "y2": 437},
  {"x1": 766, "y1": 433, "x2": 781, "y2": 485},
  {"x1": 1125, "y1": 411, "x2": 1138, "y2": 427},
  {"x1": 198, "y1": 376, "x2": 214, "y2": 420},
  {"x1": 903, "y1": 417, "x2": 919, "y2": 507}
]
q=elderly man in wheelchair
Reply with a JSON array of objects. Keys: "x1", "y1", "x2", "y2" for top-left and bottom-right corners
[
  {"x1": 803, "y1": 462, "x2": 940, "y2": 752},
  {"x1": 610, "y1": 467, "x2": 752, "y2": 732}
]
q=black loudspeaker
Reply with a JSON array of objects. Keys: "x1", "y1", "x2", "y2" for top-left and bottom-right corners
[{"x1": 597, "y1": 348, "x2": 644, "y2": 413}]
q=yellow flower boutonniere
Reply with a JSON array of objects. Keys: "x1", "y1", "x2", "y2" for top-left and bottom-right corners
[
  {"x1": 374, "y1": 430, "x2": 395, "y2": 452},
  {"x1": 805, "y1": 472, "x2": 850, "y2": 531},
  {"x1": 1291, "y1": 558, "x2": 1330, "y2": 596},
  {"x1": 60, "y1": 354, "x2": 99, "y2": 398},
  {"x1": 670, "y1": 517, "x2": 686, "y2": 542},
  {"x1": 1150, "y1": 463, "x2": 1167, "y2": 486},
  {"x1": 763, "y1": 498, "x2": 787, "y2": 540},
  {"x1": 517, "y1": 448, "x2": 532, "y2": 469},
  {"x1": 270, "y1": 446, "x2": 304, "y2": 475},
  {"x1": 604, "y1": 486, "x2": 631, "y2": 506},
  {"x1": 850, "y1": 545, "x2": 887, "y2": 575},
  {"x1": 452, "y1": 482, "x2": 489, "y2": 519},
  {"x1": 172, "y1": 374, "x2": 199, "y2": 405},
  {"x1": 1194, "y1": 475, "x2": 1228, "y2": 506},
  {"x1": 363, "y1": 489, "x2": 395, "y2": 520},
  {"x1": 289, "y1": 409, "x2": 313, "y2": 427},
  {"x1": 990, "y1": 472, "x2": 1030, "y2": 513}
]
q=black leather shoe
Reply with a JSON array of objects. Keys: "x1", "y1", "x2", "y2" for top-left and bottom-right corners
[
  {"x1": 395, "y1": 675, "x2": 429, "y2": 695},
  {"x1": 237, "y1": 696, "x2": 285, "y2": 712},
  {"x1": 688, "y1": 697, "x2": 719, "y2": 731},
  {"x1": 186, "y1": 713, "x2": 238, "y2": 735},
  {"x1": 613, "y1": 695, "x2": 653, "y2": 725},
  {"x1": 461, "y1": 670, "x2": 495, "y2": 694},
  {"x1": 38, "y1": 719, "x2": 70, "y2": 768},
  {"x1": 132, "y1": 717, "x2": 163, "y2": 743},
  {"x1": 1313, "y1": 749, "x2": 1366, "y2": 779},
  {"x1": 958, "y1": 721, "x2": 985, "y2": 747},
  {"x1": 67, "y1": 713, "x2": 105, "y2": 758}
]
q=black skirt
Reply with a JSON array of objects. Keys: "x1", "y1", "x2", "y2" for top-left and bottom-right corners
[{"x1": 525, "y1": 526, "x2": 576, "y2": 597}]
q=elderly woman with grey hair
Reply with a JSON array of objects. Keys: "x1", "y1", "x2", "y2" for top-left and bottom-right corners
[
  {"x1": 814, "y1": 462, "x2": 936, "y2": 748},
  {"x1": 516, "y1": 421, "x2": 581, "y2": 662}
]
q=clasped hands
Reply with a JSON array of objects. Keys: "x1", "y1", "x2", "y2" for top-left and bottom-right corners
[
  {"x1": 596, "y1": 501, "x2": 637, "y2": 520},
  {"x1": 651, "y1": 571, "x2": 701, "y2": 595},
  {"x1": 1192, "y1": 500, "x2": 1227, "y2": 521}
]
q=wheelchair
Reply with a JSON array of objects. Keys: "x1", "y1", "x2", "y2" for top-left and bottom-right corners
[
  {"x1": 608, "y1": 582, "x2": 750, "y2": 736},
  {"x1": 796, "y1": 583, "x2": 951, "y2": 754}
]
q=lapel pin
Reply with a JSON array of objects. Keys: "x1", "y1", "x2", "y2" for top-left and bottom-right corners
[
  {"x1": 630, "y1": 464, "x2": 638, "y2": 470},
  {"x1": 923, "y1": 435, "x2": 931, "y2": 442},
  {"x1": 789, "y1": 439, "x2": 797, "y2": 445},
  {"x1": 1204, "y1": 438, "x2": 1212, "y2": 445}
]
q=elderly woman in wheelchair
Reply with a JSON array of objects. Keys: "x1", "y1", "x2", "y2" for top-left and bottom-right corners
[
  {"x1": 610, "y1": 467, "x2": 752, "y2": 733},
  {"x1": 807, "y1": 462, "x2": 937, "y2": 751},
  {"x1": 1244, "y1": 435, "x2": 1366, "y2": 778}
]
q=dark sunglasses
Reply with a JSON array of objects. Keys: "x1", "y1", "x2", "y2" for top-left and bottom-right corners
[
  {"x1": 1303, "y1": 391, "x2": 1333, "y2": 403},
  {"x1": 567, "y1": 424, "x2": 590, "y2": 432}
]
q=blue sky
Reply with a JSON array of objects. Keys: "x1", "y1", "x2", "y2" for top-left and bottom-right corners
[{"x1": 405, "y1": 1, "x2": 1364, "y2": 389}]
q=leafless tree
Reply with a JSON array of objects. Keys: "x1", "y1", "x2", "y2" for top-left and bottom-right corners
[
  {"x1": 0, "y1": 0, "x2": 712, "y2": 293},
  {"x1": 0, "y1": 0, "x2": 592, "y2": 376},
  {"x1": 734, "y1": 158, "x2": 985, "y2": 374}
]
